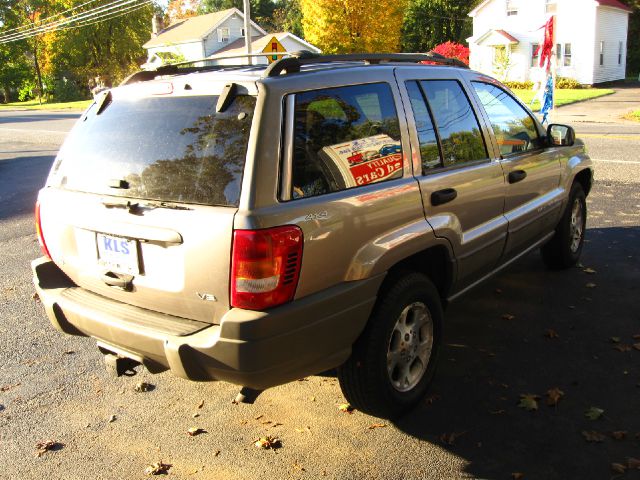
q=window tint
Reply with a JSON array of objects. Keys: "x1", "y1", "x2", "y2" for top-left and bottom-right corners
[
  {"x1": 472, "y1": 82, "x2": 540, "y2": 156},
  {"x1": 405, "y1": 81, "x2": 441, "y2": 172},
  {"x1": 420, "y1": 80, "x2": 488, "y2": 166},
  {"x1": 52, "y1": 95, "x2": 255, "y2": 207},
  {"x1": 291, "y1": 83, "x2": 403, "y2": 199}
]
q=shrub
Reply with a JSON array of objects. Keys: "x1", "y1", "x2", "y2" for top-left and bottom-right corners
[
  {"x1": 556, "y1": 77, "x2": 584, "y2": 89},
  {"x1": 503, "y1": 80, "x2": 534, "y2": 90},
  {"x1": 431, "y1": 42, "x2": 470, "y2": 66},
  {"x1": 18, "y1": 79, "x2": 37, "y2": 101}
]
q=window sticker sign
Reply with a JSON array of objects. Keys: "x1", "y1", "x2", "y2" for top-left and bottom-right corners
[{"x1": 320, "y1": 134, "x2": 403, "y2": 188}]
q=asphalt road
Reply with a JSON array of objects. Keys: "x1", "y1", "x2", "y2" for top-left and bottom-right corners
[{"x1": 1, "y1": 108, "x2": 639, "y2": 480}]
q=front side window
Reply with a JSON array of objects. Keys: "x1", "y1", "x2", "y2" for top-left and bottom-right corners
[
  {"x1": 473, "y1": 82, "x2": 540, "y2": 156},
  {"x1": 420, "y1": 80, "x2": 488, "y2": 166},
  {"x1": 290, "y1": 83, "x2": 403, "y2": 199}
]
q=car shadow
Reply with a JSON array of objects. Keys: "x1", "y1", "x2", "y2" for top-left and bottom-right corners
[
  {"x1": 0, "y1": 154, "x2": 56, "y2": 221},
  {"x1": 393, "y1": 226, "x2": 640, "y2": 480}
]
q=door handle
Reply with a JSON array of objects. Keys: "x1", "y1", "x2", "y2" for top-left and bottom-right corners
[
  {"x1": 508, "y1": 170, "x2": 527, "y2": 184},
  {"x1": 431, "y1": 188, "x2": 458, "y2": 206},
  {"x1": 102, "y1": 272, "x2": 134, "y2": 291}
]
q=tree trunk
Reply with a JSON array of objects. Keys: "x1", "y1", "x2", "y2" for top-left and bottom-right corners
[{"x1": 33, "y1": 43, "x2": 43, "y2": 105}]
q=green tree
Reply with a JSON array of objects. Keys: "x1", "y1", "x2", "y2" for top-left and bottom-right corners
[
  {"x1": 627, "y1": 0, "x2": 640, "y2": 75},
  {"x1": 401, "y1": 0, "x2": 474, "y2": 53}
]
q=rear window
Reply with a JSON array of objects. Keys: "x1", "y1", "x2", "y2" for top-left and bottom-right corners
[{"x1": 50, "y1": 94, "x2": 256, "y2": 207}]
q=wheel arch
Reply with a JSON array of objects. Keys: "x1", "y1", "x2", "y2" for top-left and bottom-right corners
[{"x1": 573, "y1": 168, "x2": 593, "y2": 196}]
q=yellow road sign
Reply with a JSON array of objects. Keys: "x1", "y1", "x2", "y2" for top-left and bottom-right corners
[{"x1": 262, "y1": 36, "x2": 286, "y2": 64}]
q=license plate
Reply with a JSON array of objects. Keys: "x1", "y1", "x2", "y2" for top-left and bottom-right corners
[{"x1": 96, "y1": 233, "x2": 139, "y2": 275}]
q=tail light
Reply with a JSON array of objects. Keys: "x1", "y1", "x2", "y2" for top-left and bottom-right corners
[
  {"x1": 35, "y1": 200, "x2": 51, "y2": 259},
  {"x1": 231, "y1": 226, "x2": 303, "y2": 310}
]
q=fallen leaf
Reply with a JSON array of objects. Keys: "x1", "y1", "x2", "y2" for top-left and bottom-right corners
[
  {"x1": 614, "y1": 344, "x2": 632, "y2": 352},
  {"x1": 0, "y1": 383, "x2": 20, "y2": 392},
  {"x1": 518, "y1": 394, "x2": 539, "y2": 411},
  {"x1": 512, "y1": 474, "x2": 524, "y2": 480},
  {"x1": 293, "y1": 462, "x2": 306, "y2": 472},
  {"x1": 546, "y1": 388, "x2": 564, "y2": 406},
  {"x1": 187, "y1": 427, "x2": 206, "y2": 437},
  {"x1": 611, "y1": 463, "x2": 627, "y2": 474},
  {"x1": 35, "y1": 440, "x2": 62, "y2": 457},
  {"x1": 585, "y1": 283, "x2": 597, "y2": 289},
  {"x1": 64, "y1": 350, "x2": 75, "y2": 355},
  {"x1": 611, "y1": 431, "x2": 627, "y2": 440},
  {"x1": 425, "y1": 394, "x2": 441, "y2": 405},
  {"x1": 309, "y1": 396, "x2": 316, "y2": 402},
  {"x1": 254, "y1": 436, "x2": 281, "y2": 450},
  {"x1": 610, "y1": 337, "x2": 621, "y2": 343},
  {"x1": 214, "y1": 450, "x2": 221, "y2": 457},
  {"x1": 108, "y1": 414, "x2": 116, "y2": 423},
  {"x1": 337, "y1": 403, "x2": 354, "y2": 414},
  {"x1": 254, "y1": 414, "x2": 263, "y2": 420},
  {"x1": 583, "y1": 268, "x2": 596, "y2": 274},
  {"x1": 31, "y1": 292, "x2": 40, "y2": 302},
  {"x1": 502, "y1": 313, "x2": 516, "y2": 321},
  {"x1": 272, "y1": 422, "x2": 283, "y2": 428},
  {"x1": 192, "y1": 413, "x2": 200, "y2": 418},
  {"x1": 368, "y1": 423, "x2": 387, "y2": 430},
  {"x1": 490, "y1": 409, "x2": 506, "y2": 415},
  {"x1": 145, "y1": 461, "x2": 171, "y2": 476},
  {"x1": 295, "y1": 426, "x2": 312, "y2": 434},
  {"x1": 544, "y1": 329, "x2": 559, "y2": 339},
  {"x1": 628, "y1": 458, "x2": 640, "y2": 469},
  {"x1": 440, "y1": 431, "x2": 466, "y2": 445},
  {"x1": 582, "y1": 430, "x2": 606, "y2": 442},
  {"x1": 134, "y1": 382, "x2": 153, "y2": 393},
  {"x1": 197, "y1": 400, "x2": 204, "y2": 409},
  {"x1": 633, "y1": 343, "x2": 640, "y2": 351},
  {"x1": 584, "y1": 407, "x2": 604, "y2": 420}
]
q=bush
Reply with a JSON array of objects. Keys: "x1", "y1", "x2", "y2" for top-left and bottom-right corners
[
  {"x1": 431, "y1": 42, "x2": 470, "y2": 66},
  {"x1": 503, "y1": 80, "x2": 534, "y2": 90},
  {"x1": 18, "y1": 79, "x2": 37, "y2": 101},
  {"x1": 556, "y1": 77, "x2": 584, "y2": 89}
]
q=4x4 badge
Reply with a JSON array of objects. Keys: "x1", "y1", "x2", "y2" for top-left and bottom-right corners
[{"x1": 196, "y1": 292, "x2": 217, "y2": 302}]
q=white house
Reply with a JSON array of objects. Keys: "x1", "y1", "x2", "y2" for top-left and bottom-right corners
[
  {"x1": 467, "y1": 0, "x2": 632, "y2": 84},
  {"x1": 142, "y1": 8, "x2": 319, "y2": 68}
]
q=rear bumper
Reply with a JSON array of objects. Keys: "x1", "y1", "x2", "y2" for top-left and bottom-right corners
[{"x1": 32, "y1": 258, "x2": 383, "y2": 389}]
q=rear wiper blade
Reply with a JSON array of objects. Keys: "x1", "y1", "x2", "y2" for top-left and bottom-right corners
[
  {"x1": 102, "y1": 199, "x2": 191, "y2": 212},
  {"x1": 141, "y1": 201, "x2": 192, "y2": 211}
]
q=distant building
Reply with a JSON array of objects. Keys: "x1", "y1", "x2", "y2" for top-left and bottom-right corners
[
  {"x1": 142, "y1": 8, "x2": 320, "y2": 69},
  {"x1": 467, "y1": 0, "x2": 632, "y2": 84}
]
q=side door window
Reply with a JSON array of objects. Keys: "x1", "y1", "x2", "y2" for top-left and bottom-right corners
[
  {"x1": 472, "y1": 82, "x2": 541, "y2": 156},
  {"x1": 290, "y1": 83, "x2": 403, "y2": 199}
]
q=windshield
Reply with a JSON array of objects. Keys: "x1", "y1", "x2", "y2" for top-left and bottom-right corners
[{"x1": 50, "y1": 94, "x2": 256, "y2": 207}]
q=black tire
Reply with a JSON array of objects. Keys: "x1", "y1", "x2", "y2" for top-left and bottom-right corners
[
  {"x1": 337, "y1": 272, "x2": 443, "y2": 419},
  {"x1": 541, "y1": 182, "x2": 587, "y2": 269}
]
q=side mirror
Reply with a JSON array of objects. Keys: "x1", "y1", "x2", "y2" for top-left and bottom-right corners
[{"x1": 547, "y1": 124, "x2": 575, "y2": 147}]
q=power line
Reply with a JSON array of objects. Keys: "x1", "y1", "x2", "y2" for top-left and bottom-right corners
[
  {"x1": 0, "y1": 0, "x2": 102, "y2": 36},
  {"x1": 62, "y1": 0, "x2": 153, "y2": 30},
  {"x1": 0, "y1": 0, "x2": 152, "y2": 44}
]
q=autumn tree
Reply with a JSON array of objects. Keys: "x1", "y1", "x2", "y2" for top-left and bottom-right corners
[
  {"x1": 300, "y1": 0, "x2": 406, "y2": 54},
  {"x1": 166, "y1": 0, "x2": 199, "y2": 23}
]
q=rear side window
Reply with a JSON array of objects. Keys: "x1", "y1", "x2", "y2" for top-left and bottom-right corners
[
  {"x1": 472, "y1": 82, "x2": 540, "y2": 156},
  {"x1": 50, "y1": 94, "x2": 256, "y2": 207},
  {"x1": 291, "y1": 83, "x2": 403, "y2": 199},
  {"x1": 419, "y1": 80, "x2": 488, "y2": 167}
]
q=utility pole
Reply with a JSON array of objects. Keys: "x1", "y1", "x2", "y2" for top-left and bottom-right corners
[{"x1": 243, "y1": 0, "x2": 252, "y2": 65}]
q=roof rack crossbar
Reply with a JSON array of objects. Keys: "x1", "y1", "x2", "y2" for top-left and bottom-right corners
[{"x1": 263, "y1": 51, "x2": 469, "y2": 77}]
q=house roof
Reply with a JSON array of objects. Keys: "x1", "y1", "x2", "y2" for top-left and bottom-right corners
[
  {"x1": 596, "y1": 0, "x2": 632, "y2": 12},
  {"x1": 211, "y1": 32, "x2": 321, "y2": 57},
  {"x1": 143, "y1": 8, "x2": 266, "y2": 49},
  {"x1": 470, "y1": 0, "x2": 633, "y2": 16},
  {"x1": 470, "y1": 29, "x2": 520, "y2": 46}
]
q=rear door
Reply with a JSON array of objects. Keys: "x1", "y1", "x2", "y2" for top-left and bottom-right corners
[
  {"x1": 468, "y1": 80, "x2": 563, "y2": 261},
  {"x1": 395, "y1": 68, "x2": 508, "y2": 292},
  {"x1": 39, "y1": 81, "x2": 257, "y2": 324}
]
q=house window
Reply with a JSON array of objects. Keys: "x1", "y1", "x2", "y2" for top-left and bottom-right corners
[
  {"x1": 599, "y1": 41, "x2": 604, "y2": 66},
  {"x1": 240, "y1": 28, "x2": 245, "y2": 37},
  {"x1": 506, "y1": 0, "x2": 518, "y2": 16},
  {"x1": 556, "y1": 43, "x2": 561, "y2": 63},
  {"x1": 564, "y1": 43, "x2": 572, "y2": 66},
  {"x1": 531, "y1": 43, "x2": 540, "y2": 67},
  {"x1": 217, "y1": 27, "x2": 230, "y2": 42},
  {"x1": 618, "y1": 41, "x2": 623, "y2": 65},
  {"x1": 545, "y1": 0, "x2": 557, "y2": 13}
]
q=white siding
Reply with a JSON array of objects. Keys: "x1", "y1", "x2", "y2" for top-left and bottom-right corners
[
  {"x1": 202, "y1": 13, "x2": 263, "y2": 57},
  {"x1": 592, "y1": 6, "x2": 629, "y2": 83},
  {"x1": 147, "y1": 42, "x2": 204, "y2": 62}
]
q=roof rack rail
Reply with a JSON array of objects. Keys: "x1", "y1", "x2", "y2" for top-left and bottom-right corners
[{"x1": 263, "y1": 51, "x2": 469, "y2": 77}]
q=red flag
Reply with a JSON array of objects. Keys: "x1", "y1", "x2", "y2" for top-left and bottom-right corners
[{"x1": 538, "y1": 16, "x2": 554, "y2": 71}]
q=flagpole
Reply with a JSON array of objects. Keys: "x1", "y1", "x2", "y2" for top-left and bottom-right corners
[{"x1": 551, "y1": 15, "x2": 556, "y2": 117}]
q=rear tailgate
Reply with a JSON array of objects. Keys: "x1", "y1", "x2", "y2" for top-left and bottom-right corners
[{"x1": 39, "y1": 79, "x2": 257, "y2": 325}]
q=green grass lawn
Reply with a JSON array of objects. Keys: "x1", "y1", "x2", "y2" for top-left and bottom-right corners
[
  {"x1": 0, "y1": 99, "x2": 93, "y2": 111},
  {"x1": 624, "y1": 109, "x2": 640, "y2": 122},
  {"x1": 512, "y1": 88, "x2": 614, "y2": 112}
]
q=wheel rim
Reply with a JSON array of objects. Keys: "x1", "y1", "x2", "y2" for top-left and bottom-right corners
[
  {"x1": 386, "y1": 302, "x2": 433, "y2": 393},
  {"x1": 569, "y1": 198, "x2": 584, "y2": 253}
]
